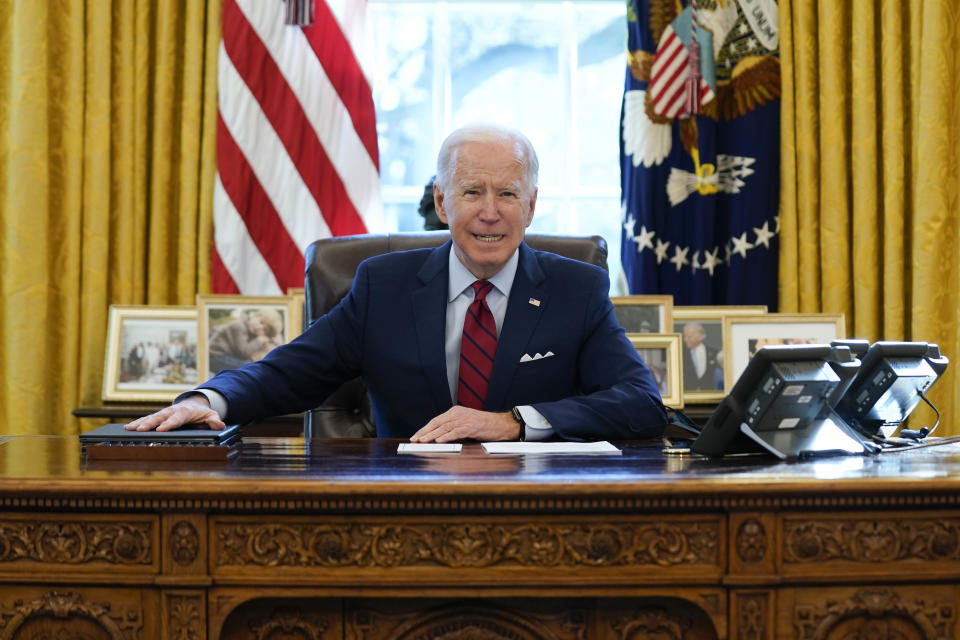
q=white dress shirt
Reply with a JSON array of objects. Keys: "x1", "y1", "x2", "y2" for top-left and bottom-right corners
[{"x1": 690, "y1": 342, "x2": 707, "y2": 379}]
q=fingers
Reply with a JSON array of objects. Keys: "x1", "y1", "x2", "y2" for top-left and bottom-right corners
[
  {"x1": 411, "y1": 406, "x2": 465, "y2": 442},
  {"x1": 427, "y1": 422, "x2": 466, "y2": 443},
  {"x1": 124, "y1": 401, "x2": 225, "y2": 433},
  {"x1": 409, "y1": 415, "x2": 447, "y2": 442},
  {"x1": 124, "y1": 407, "x2": 174, "y2": 432},
  {"x1": 123, "y1": 414, "x2": 153, "y2": 430},
  {"x1": 411, "y1": 407, "x2": 518, "y2": 443}
]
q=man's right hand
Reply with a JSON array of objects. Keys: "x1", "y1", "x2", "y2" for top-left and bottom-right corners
[{"x1": 124, "y1": 396, "x2": 226, "y2": 432}]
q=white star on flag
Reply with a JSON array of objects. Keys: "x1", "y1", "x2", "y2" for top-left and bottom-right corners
[
  {"x1": 654, "y1": 239, "x2": 671, "y2": 264},
  {"x1": 753, "y1": 221, "x2": 776, "y2": 248},
  {"x1": 702, "y1": 246, "x2": 722, "y2": 276},
  {"x1": 670, "y1": 245, "x2": 690, "y2": 272},
  {"x1": 730, "y1": 232, "x2": 753, "y2": 259},
  {"x1": 633, "y1": 225, "x2": 656, "y2": 252}
]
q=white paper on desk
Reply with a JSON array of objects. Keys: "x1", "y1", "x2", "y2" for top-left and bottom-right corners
[
  {"x1": 481, "y1": 441, "x2": 621, "y2": 455},
  {"x1": 397, "y1": 443, "x2": 462, "y2": 454}
]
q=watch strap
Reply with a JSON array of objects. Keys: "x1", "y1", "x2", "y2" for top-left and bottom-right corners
[{"x1": 510, "y1": 406, "x2": 525, "y2": 441}]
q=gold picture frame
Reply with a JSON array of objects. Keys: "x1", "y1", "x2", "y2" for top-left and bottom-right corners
[
  {"x1": 672, "y1": 305, "x2": 768, "y2": 402},
  {"x1": 627, "y1": 333, "x2": 683, "y2": 408},
  {"x1": 101, "y1": 305, "x2": 199, "y2": 402},
  {"x1": 196, "y1": 294, "x2": 299, "y2": 381},
  {"x1": 287, "y1": 287, "x2": 306, "y2": 336},
  {"x1": 611, "y1": 295, "x2": 674, "y2": 333},
  {"x1": 723, "y1": 313, "x2": 847, "y2": 389}
]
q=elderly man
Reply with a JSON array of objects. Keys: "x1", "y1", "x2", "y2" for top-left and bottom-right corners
[
  {"x1": 681, "y1": 322, "x2": 722, "y2": 391},
  {"x1": 127, "y1": 124, "x2": 666, "y2": 442}
]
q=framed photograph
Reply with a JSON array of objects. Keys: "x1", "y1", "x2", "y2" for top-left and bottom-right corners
[
  {"x1": 196, "y1": 294, "x2": 299, "y2": 380},
  {"x1": 287, "y1": 287, "x2": 306, "y2": 336},
  {"x1": 723, "y1": 313, "x2": 847, "y2": 389},
  {"x1": 101, "y1": 305, "x2": 199, "y2": 402},
  {"x1": 672, "y1": 305, "x2": 768, "y2": 402},
  {"x1": 627, "y1": 333, "x2": 683, "y2": 408},
  {"x1": 611, "y1": 295, "x2": 674, "y2": 333}
]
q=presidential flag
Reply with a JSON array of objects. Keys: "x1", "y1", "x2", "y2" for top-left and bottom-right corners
[
  {"x1": 620, "y1": 0, "x2": 780, "y2": 308},
  {"x1": 213, "y1": 0, "x2": 383, "y2": 295}
]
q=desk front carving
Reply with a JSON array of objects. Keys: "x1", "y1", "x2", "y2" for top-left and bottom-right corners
[
  {"x1": 1, "y1": 437, "x2": 959, "y2": 639},
  {"x1": 782, "y1": 514, "x2": 960, "y2": 564},
  {"x1": 0, "y1": 588, "x2": 151, "y2": 640},
  {"x1": 0, "y1": 515, "x2": 156, "y2": 573},
  {"x1": 789, "y1": 587, "x2": 957, "y2": 640},
  {"x1": 213, "y1": 516, "x2": 720, "y2": 572}
]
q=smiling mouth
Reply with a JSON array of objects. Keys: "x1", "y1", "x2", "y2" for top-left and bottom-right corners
[{"x1": 473, "y1": 234, "x2": 505, "y2": 243}]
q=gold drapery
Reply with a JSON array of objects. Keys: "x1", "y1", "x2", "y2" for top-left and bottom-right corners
[
  {"x1": 0, "y1": 1, "x2": 220, "y2": 435},
  {"x1": 781, "y1": 1, "x2": 960, "y2": 435}
]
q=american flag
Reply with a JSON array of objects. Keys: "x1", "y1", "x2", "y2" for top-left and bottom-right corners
[
  {"x1": 648, "y1": 24, "x2": 713, "y2": 119},
  {"x1": 213, "y1": 0, "x2": 383, "y2": 295}
]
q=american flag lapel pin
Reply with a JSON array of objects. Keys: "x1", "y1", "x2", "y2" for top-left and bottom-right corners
[{"x1": 528, "y1": 298, "x2": 541, "y2": 307}]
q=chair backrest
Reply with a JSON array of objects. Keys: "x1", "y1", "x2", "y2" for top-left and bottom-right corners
[{"x1": 302, "y1": 231, "x2": 608, "y2": 437}]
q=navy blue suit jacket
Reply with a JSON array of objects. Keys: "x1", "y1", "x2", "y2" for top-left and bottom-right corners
[{"x1": 203, "y1": 241, "x2": 667, "y2": 440}]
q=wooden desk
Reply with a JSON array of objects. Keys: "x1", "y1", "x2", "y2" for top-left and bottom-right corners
[{"x1": 1, "y1": 436, "x2": 959, "y2": 639}]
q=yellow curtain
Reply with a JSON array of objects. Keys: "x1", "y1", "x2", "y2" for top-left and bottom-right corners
[
  {"x1": 781, "y1": 0, "x2": 960, "y2": 435},
  {"x1": 0, "y1": 1, "x2": 220, "y2": 436}
]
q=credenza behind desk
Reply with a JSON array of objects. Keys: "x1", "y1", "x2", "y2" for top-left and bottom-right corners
[{"x1": 1, "y1": 436, "x2": 959, "y2": 640}]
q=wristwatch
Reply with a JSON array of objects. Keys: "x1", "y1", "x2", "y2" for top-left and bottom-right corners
[{"x1": 510, "y1": 406, "x2": 526, "y2": 441}]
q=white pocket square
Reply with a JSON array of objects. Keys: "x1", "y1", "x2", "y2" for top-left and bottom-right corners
[{"x1": 520, "y1": 351, "x2": 554, "y2": 362}]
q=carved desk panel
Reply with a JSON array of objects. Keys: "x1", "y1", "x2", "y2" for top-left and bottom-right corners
[
  {"x1": 210, "y1": 513, "x2": 723, "y2": 587},
  {"x1": 1, "y1": 435, "x2": 960, "y2": 639}
]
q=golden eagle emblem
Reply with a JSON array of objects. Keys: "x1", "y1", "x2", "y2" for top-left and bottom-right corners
[{"x1": 623, "y1": 0, "x2": 780, "y2": 204}]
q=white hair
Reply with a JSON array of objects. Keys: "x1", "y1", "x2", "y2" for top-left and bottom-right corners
[{"x1": 435, "y1": 124, "x2": 539, "y2": 193}]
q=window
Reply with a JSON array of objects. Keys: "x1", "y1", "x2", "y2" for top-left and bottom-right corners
[{"x1": 369, "y1": 1, "x2": 627, "y2": 291}]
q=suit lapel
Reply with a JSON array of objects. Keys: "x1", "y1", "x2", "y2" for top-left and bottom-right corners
[
  {"x1": 486, "y1": 243, "x2": 547, "y2": 410},
  {"x1": 412, "y1": 242, "x2": 454, "y2": 410}
]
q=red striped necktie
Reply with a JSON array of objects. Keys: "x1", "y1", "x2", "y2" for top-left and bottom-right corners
[{"x1": 458, "y1": 280, "x2": 498, "y2": 410}]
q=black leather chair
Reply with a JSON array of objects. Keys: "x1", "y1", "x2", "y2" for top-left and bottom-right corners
[{"x1": 302, "y1": 231, "x2": 609, "y2": 438}]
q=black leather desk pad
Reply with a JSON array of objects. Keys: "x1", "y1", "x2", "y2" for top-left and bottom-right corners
[{"x1": 80, "y1": 423, "x2": 240, "y2": 445}]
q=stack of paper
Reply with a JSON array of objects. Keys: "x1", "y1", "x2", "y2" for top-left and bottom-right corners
[
  {"x1": 397, "y1": 443, "x2": 463, "y2": 454},
  {"x1": 481, "y1": 441, "x2": 620, "y2": 455}
]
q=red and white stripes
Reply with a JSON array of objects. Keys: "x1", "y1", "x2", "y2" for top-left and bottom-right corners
[
  {"x1": 648, "y1": 22, "x2": 713, "y2": 120},
  {"x1": 213, "y1": 0, "x2": 382, "y2": 295}
]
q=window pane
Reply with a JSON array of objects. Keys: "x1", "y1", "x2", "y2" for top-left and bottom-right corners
[
  {"x1": 369, "y1": 0, "x2": 627, "y2": 282},
  {"x1": 528, "y1": 198, "x2": 562, "y2": 235},
  {"x1": 383, "y1": 199, "x2": 425, "y2": 232},
  {"x1": 447, "y1": 3, "x2": 564, "y2": 188},
  {"x1": 575, "y1": 7, "x2": 626, "y2": 188},
  {"x1": 369, "y1": 4, "x2": 436, "y2": 190}
]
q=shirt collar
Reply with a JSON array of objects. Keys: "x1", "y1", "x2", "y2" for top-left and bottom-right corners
[{"x1": 447, "y1": 245, "x2": 520, "y2": 302}]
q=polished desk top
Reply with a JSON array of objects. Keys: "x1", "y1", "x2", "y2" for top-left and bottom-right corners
[{"x1": 2, "y1": 436, "x2": 960, "y2": 513}]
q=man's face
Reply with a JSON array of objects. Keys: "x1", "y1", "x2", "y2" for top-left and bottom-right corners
[
  {"x1": 434, "y1": 140, "x2": 537, "y2": 279},
  {"x1": 682, "y1": 324, "x2": 704, "y2": 348}
]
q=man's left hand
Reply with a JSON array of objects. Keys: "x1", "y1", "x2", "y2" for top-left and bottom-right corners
[{"x1": 410, "y1": 406, "x2": 520, "y2": 443}]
